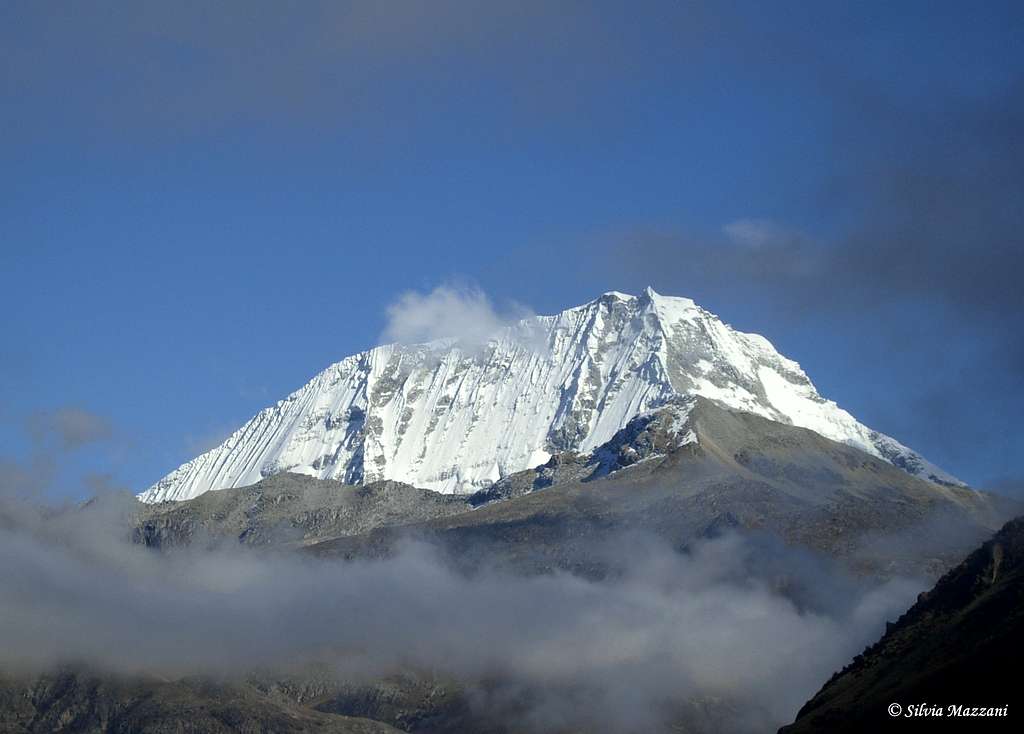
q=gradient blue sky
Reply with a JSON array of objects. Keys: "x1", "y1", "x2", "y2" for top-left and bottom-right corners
[{"x1": 2, "y1": 1, "x2": 1022, "y2": 498}]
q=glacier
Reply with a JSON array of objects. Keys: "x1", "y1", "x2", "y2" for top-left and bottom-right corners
[{"x1": 139, "y1": 288, "x2": 961, "y2": 503}]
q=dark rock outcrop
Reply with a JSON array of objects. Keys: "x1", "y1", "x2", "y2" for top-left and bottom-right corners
[{"x1": 781, "y1": 516, "x2": 1024, "y2": 733}]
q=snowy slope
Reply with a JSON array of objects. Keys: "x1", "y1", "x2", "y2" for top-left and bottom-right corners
[{"x1": 140, "y1": 288, "x2": 960, "y2": 502}]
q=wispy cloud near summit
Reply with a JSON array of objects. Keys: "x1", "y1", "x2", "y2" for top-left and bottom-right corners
[{"x1": 381, "y1": 283, "x2": 533, "y2": 347}]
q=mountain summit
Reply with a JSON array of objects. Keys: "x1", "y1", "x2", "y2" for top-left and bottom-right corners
[{"x1": 140, "y1": 289, "x2": 959, "y2": 502}]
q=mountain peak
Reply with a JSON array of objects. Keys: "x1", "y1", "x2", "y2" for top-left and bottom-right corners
[{"x1": 140, "y1": 290, "x2": 961, "y2": 503}]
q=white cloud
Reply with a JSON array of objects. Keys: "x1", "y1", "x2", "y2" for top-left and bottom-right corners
[
  {"x1": 380, "y1": 284, "x2": 533, "y2": 347},
  {"x1": 0, "y1": 505, "x2": 924, "y2": 733}
]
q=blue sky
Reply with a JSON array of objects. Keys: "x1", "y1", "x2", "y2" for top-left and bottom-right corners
[{"x1": 2, "y1": 1, "x2": 1022, "y2": 498}]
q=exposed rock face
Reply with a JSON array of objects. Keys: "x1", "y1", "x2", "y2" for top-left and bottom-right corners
[
  {"x1": 468, "y1": 398, "x2": 699, "y2": 507},
  {"x1": 141, "y1": 289, "x2": 959, "y2": 503},
  {"x1": 307, "y1": 398, "x2": 1004, "y2": 580},
  {"x1": 250, "y1": 670, "x2": 500, "y2": 734},
  {"x1": 780, "y1": 516, "x2": 1024, "y2": 733},
  {"x1": 132, "y1": 401, "x2": 706, "y2": 545},
  {"x1": 130, "y1": 398, "x2": 1009, "y2": 582},
  {"x1": 133, "y1": 473, "x2": 473, "y2": 549},
  {"x1": 0, "y1": 669, "x2": 400, "y2": 733}
]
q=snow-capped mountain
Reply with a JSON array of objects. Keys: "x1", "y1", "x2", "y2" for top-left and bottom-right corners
[{"x1": 140, "y1": 288, "x2": 960, "y2": 503}]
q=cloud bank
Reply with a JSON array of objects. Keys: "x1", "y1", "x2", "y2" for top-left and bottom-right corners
[{"x1": 0, "y1": 492, "x2": 923, "y2": 733}]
